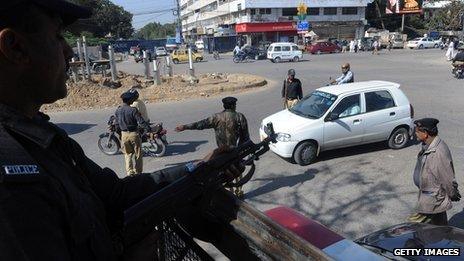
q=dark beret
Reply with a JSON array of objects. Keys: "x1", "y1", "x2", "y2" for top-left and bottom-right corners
[
  {"x1": 222, "y1": 96, "x2": 237, "y2": 105},
  {"x1": 0, "y1": 0, "x2": 92, "y2": 26},
  {"x1": 414, "y1": 118, "x2": 439, "y2": 132}
]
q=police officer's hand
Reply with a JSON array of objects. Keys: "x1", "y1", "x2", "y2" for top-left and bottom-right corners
[
  {"x1": 175, "y1": 125, "x2": 185, "y2": 132},
  {"x1": 201, "y1": 146, "x2": 244, "y2": 180}
]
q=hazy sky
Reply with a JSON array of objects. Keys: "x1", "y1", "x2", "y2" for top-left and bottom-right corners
[{"x1": 111, "y1": 0, "x2": 177, "y2": 29}]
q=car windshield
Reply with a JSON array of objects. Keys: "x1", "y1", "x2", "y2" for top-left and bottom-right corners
[{"x1": 289, "y1": 91, "x2": 337, "y2": 119}]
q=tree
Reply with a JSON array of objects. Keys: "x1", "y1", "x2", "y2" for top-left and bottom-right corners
[
  {"x1": 134, "y1": 22, "x2": 176, "y2": 39},
  {"x1": 67, "y1": 0, "x2": 134, "y2": 39},
  {"x1": 425, "y1": 0, "x2": 464, "y2": 31}
]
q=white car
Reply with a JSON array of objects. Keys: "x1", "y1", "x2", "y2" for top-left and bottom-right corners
[
  {"x1": 267, "y1": 42, "x2": 303, "y2": 63},
  {"x1": 155, "y1": 47, "x2": 168, "y2": 56},
  {"x1": 260, "y1": 81, "x2": 414, "y2": 166},
  {"x1": 195, "y1": 40, "x2": 205, "y2": 50},
  {"x1": 407, "y1": 37, "x2": 439, "y2": 49}
]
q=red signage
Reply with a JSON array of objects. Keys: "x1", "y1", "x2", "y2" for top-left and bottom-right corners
[{"x1": 235, "y1": 22, "x2": 297, "y2": 33}]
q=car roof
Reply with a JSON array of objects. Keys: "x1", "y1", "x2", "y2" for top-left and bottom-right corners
[
  {"x1": 271, "y1": 42, "x2": 297, "y2": 46},
  {"x1": 316, "y1": 81, "x2": 400, "y2": 96}
]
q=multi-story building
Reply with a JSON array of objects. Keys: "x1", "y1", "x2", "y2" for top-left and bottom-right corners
[{"x1": 180, "y1": 0, "x2": 373, "y2": 45}]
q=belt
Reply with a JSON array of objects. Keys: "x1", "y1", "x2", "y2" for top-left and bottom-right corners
[{"x1": 121, "y1": 127, "x2": 138, "y2": 132}]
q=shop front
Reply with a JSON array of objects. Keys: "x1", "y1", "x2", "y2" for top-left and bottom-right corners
[{"x1": 235, "y1": 22, "x2": 298, "y2": 47}]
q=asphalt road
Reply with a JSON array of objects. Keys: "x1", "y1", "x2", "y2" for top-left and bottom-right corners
[{"x1": 50, "y1": 48, "x2": 464, "y2": 241}]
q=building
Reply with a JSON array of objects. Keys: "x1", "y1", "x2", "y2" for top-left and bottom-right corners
[{"x1": 180, "y1": 0, "x2": 374, "y2": 45}]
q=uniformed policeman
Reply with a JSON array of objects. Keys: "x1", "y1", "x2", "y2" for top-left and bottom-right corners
[
  {"x1": 282, "y1": 69, "x2": 303, "y2": 109},
  {"x1": 115, "y1": 91, "x2": 150, "y2": 175},
  {"x1": 175, "y1": 97, "x2": 250, "y2": 198},
  {"x1": 0, "y1": 1, "x2": 243, "y2": 260}
]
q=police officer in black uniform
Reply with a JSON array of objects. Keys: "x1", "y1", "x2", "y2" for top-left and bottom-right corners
[
  {"x1": 281, "y1": 69, "x2": 303, "y2": 109},
  {"x1": 0, "y1": 1, "x2": 243, "y2": 260}
]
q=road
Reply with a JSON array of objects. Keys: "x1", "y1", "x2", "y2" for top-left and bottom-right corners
[{"x1": 50, "y1": 48, "x2": 464, "y2": 241}]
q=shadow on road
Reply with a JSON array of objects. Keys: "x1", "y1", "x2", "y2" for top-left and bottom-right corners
[
  {"x1": 245, "y1": 168, "x2": 319, "y2": 199},
  {"x1": 166, "y1": 140, "x2": 208, "y2": 156},
  {"x1": 449, "y1": 209, "x2": 464, "y2": 229},
  {"x1": 57, "y1": 123, "x2": 97, "y2": 135}
]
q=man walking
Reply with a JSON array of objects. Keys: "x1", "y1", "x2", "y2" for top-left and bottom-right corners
[
  {"x1": 372, "y1": 39, "x2": 379, "y2": 55},
  {"x1": 408, "y1": 118, "x2": 459, "y2": 225},
  {"x1": 282, "y1": 69, "x2": 303, "y2": 109},
  {"x1": 115, "y1": 91, "x2": 150, "y2": 175},
  {"x1": 175, "y1": 97, "x2": 250, "y2": 198}
]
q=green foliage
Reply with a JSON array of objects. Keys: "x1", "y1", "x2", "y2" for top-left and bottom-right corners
[
  {"x1": 134, "y1": 22, "x2": 176, "y2": 40},
  {"x1": 67, "y1": 0, "x2": 134, "y2": 39},
  {"x1": 63, "y1": 31, "x2": 108, "y2": 47},
  {"x1": 425, "y1": 1, "x2": 464, "y2": 31}
]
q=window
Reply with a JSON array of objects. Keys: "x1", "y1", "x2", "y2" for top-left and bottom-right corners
[
  {"x1": 237, "y1": 3, "x2": 241, "y2": 11},
  {"x1": 266, "y1": 8, "x2": 271, "y2": 14},
  {"x1": 342, "y1": 7, "x2": 358, "y2": 15},
  {"x1": 307, "y1": 8, "x2": 319, "y2": 16},
  {"x1": 250, "y1": 9, "x2": 256, "y2": 15},
  {"x1": 282, "y1": 46, "x2": 291, "y2": 51},
  {"x1": 274, "y1": 46, "x2": 281, "y2": 51},
  {"x1": 332, "y1": 94, "x2": 361, "y2": 118},
  {"x1": 290, "y1": 91, "x2": 338, "y2": 119},
  {"x1": 292, "y1": 46, "x2": 299, "y2": 51},
  {"x1": 365, "y1": 91, "x2": 395, "y2": 112},
  {"x1": 323, "y1": 7, "x2": 337, "y2": 15},
  {"x1": 259, "y1": 8, "x2": 265, "y2": 14},
  {"x1": 282, "y1": 8, "x2": 297, "y2": 16}
]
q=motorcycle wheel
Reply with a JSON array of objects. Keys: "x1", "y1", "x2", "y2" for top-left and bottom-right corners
[
  {"x1": 143, "y1": 139, "x2": 166, "y2": 157},
  {"x1": 233, "y1": 57, "x2": 240, "y2": 63},
  {"x1": 98, "y1": 133, "x2": 120, "y2": 155}
]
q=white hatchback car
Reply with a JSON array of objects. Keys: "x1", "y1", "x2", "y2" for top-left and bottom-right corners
[
  {"x1": 155, "y1": 47, "x2": 168, "y2": 56},
  {"x1": 260, "y1": 81, "x2": 414, "y2": 166},
  {"x1": 267, "y1": 42, "x2": 303, "y2": 63}
]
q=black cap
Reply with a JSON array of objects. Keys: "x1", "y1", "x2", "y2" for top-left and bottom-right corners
[
  {"x1": 414, "y1": 118, "x2": 439, "y2": 132},
  {"x1": 288, "y1": 69, "x2": 296, "y2": 76},
  {"x1": 222, "y1": 96, "x2": 237, "y2": 105},
  {"x1": 120, "y1": 91, "x2": 134, "y2": 102},
  {"x1": 0, "y1": 0, "x2": 92, "y2": 26}
]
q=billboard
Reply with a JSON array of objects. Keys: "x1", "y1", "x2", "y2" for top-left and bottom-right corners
[{"x1": 386, "y1": 0, "x2": 423, "y2": 14}]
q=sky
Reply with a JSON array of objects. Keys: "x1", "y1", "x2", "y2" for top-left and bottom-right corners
[{"x1": 111, "y1": 0, "x2": 177, "y2": 30}]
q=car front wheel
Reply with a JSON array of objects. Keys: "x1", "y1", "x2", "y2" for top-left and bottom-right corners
[
  {"x1": 388, "y1": 127, "x2": 410, "y2": 149},
  {"x1": 294, "y1": 141, "x2": 318, "y2": 166}
]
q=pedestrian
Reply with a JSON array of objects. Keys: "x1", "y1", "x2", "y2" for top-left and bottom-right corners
[
  {"x1": 446, "y1": 39, "x2": 455, "y2": 61},
  {"x1": 281, "y1": 69, "x2": 303, "y2": 109},
  {"x1": 372, "y1": 39, "x2": 379, "y2": 55},
  {"x1": 354, "y1": 39, "x2": 359, "y2": 53},
  {"x1": 349, "y1": 40, "x2": 355, "y2": 53},
  {"x1": 331, "y1": 63, "x2": 354, "y2": 85},
  {"x1": 342, "y1": 40, "x2": 348, "y2": 53},
  {"x1": 0, "y1": 1, "x2": 246, "y2": 260},
  {"x1": 388, "y1": 39, "x2": 393, "y2": 51},
  {"x1": 357, "y1": 39, "x2": 362, "y2": 52},
  {"x1": 408, "y1": 118, "x2": 460, "y2": 226},
  {"x1": 175, "y1": 97, "x2": 250, "y2": 198},
  {"x1": 129, "y1": 88, "x2": 149, "y2": 122},
  {"x1": 115, "y1": 91, "x2": 150, "y2": 175}
]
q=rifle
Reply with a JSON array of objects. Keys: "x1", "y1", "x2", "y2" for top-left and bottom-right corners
[{"x1": 122, "y1": 122, "x2": 277, "y2": 247}]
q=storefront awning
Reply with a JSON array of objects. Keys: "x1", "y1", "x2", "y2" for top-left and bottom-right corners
[{"x1": 235, "y1": 22, "x2": 296, "y2": 33}]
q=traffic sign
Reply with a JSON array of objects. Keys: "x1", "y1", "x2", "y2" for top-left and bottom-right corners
[{"x1": 297, "y1": 21, "x2": 310, "y2": 32}]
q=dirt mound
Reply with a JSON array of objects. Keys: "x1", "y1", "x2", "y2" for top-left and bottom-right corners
[{"x1": 42, "y1": 72, "x2": 267, "y2": 112}]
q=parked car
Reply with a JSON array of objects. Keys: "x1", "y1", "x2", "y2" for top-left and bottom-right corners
[
  {"x1": 155, "y1": 47, "x2": 167, "y2": 57},
  {"x1": 259, "y1": 81, "x2": 414, "y2": 166},
  {"x1": 171, "y1": 49, "x2": 204, "y2": 64},
  {"x1": 242, "y1": 45, "x2": 267, "y2": 60},
  {"x1": 267, "y1": 42, "x2": 303, "y2": 63},
  {"x1": 407, "y1": 37, "x2": 439, "y2": 49},
  {"x1": 356, "y1": 222, "x2": 464, "y2": 260},
  {"x1": 306, "y1": 41, "x2": 341, "y2": 54},
  {"x1": 195, "y1": 40, "x2": 204, "y2": 50}
]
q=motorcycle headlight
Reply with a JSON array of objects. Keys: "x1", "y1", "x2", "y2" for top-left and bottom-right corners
[{"x1": 276, "y1": 133, "x2": 291, "y2": 142}]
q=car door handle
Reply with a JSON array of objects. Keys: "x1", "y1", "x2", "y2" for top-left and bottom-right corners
[
  {"x1": 353, "y1": 119, "x2": 362, "y2": 124},
  {"x1": 390, "y1": 112, "x2": 396, "y2": 116}
]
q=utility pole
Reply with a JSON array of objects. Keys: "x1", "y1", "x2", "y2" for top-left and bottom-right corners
[{"x1": 175, "y1": 0, "x2": 183, "y2": 44}]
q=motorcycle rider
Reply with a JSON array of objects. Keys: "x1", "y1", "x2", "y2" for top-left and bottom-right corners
[
  {"x1": 452, "y1": 47, "x2": 464, "y2": 67},
  {"x1": 129, "y1": 88, "x2": 149, "y2": 122},
  {"x1": 115, "y1": 91, "x2": 150, "y2": 176},
  {"x1": 331, "y1": 63, "x2": 354, "y2": 85}
]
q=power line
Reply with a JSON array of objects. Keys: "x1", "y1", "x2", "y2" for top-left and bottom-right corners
[{"x1": 132, "y1": 7, "x2": 175, "y2": 16}]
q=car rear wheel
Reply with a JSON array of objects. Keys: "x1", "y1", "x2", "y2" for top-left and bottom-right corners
[
  {"x1": 418, "y1": 44, "x2": 424, "y2": 49},
  {"x1": 317, "y1": 50, "x2": 322, "y2": 55},
  {"x1": 273, "y1": 57, "x2": 281, "y2": 63},
  {"x1": 294, "y1": 141, "x2": 318, "y2": 166},
  {"x1": 172, "y1": 59, "x2": 179, "y2": 64},
  {"x1": 388, "y1": 127, "x2": 410, "y2": 149},
  {"x1": 195, "y1": 57, "x2": 202, "y2": 62},
  {"x1": 434, "y1": 44, "x2": 439, "y2": 48},
  {"x1": 292, "y1": 56, "x2": 300, "y2": 62}
]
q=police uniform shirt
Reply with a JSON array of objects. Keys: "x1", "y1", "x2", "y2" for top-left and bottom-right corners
[
  {"x1": 0, "y1": 103, "x2": 186, "y2": 260},
  {"x1": 114, "y1": 104, "x2": 148, "y2": 132},
  {"x1": 282, "y1": 78, "x2": 303, "y2": 100}
]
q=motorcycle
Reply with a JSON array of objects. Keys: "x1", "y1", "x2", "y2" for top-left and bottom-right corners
[
  {"x1": 452, "y1": 63, "x2": 464, "y2": 79},
  {"x1": 233, "y1": 51, "x2": 249, "y2": 63},
  {"x1": 213, "y1": 51, "x2": 220, "y2": 60},
  {"x1": 98, "y1": 116, "x2": 168, "y2": 157}
]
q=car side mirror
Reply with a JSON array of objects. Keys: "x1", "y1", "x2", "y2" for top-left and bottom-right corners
[{"x1": 325, "y1": 112, "x2": 339, "y2": 122}]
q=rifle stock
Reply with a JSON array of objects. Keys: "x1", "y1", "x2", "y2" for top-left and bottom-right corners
[{"x1": 123, "y1": 123, "x2": 277, "y2": 247}]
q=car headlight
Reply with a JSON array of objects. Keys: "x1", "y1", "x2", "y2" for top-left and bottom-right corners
[{"x1": 276, "y1": 133, "x2": 291, "y2": 142}]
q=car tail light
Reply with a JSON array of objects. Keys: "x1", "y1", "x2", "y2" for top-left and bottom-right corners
[{"x1": 410, "y1": 104, "x2": 414, "y2": 118}]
